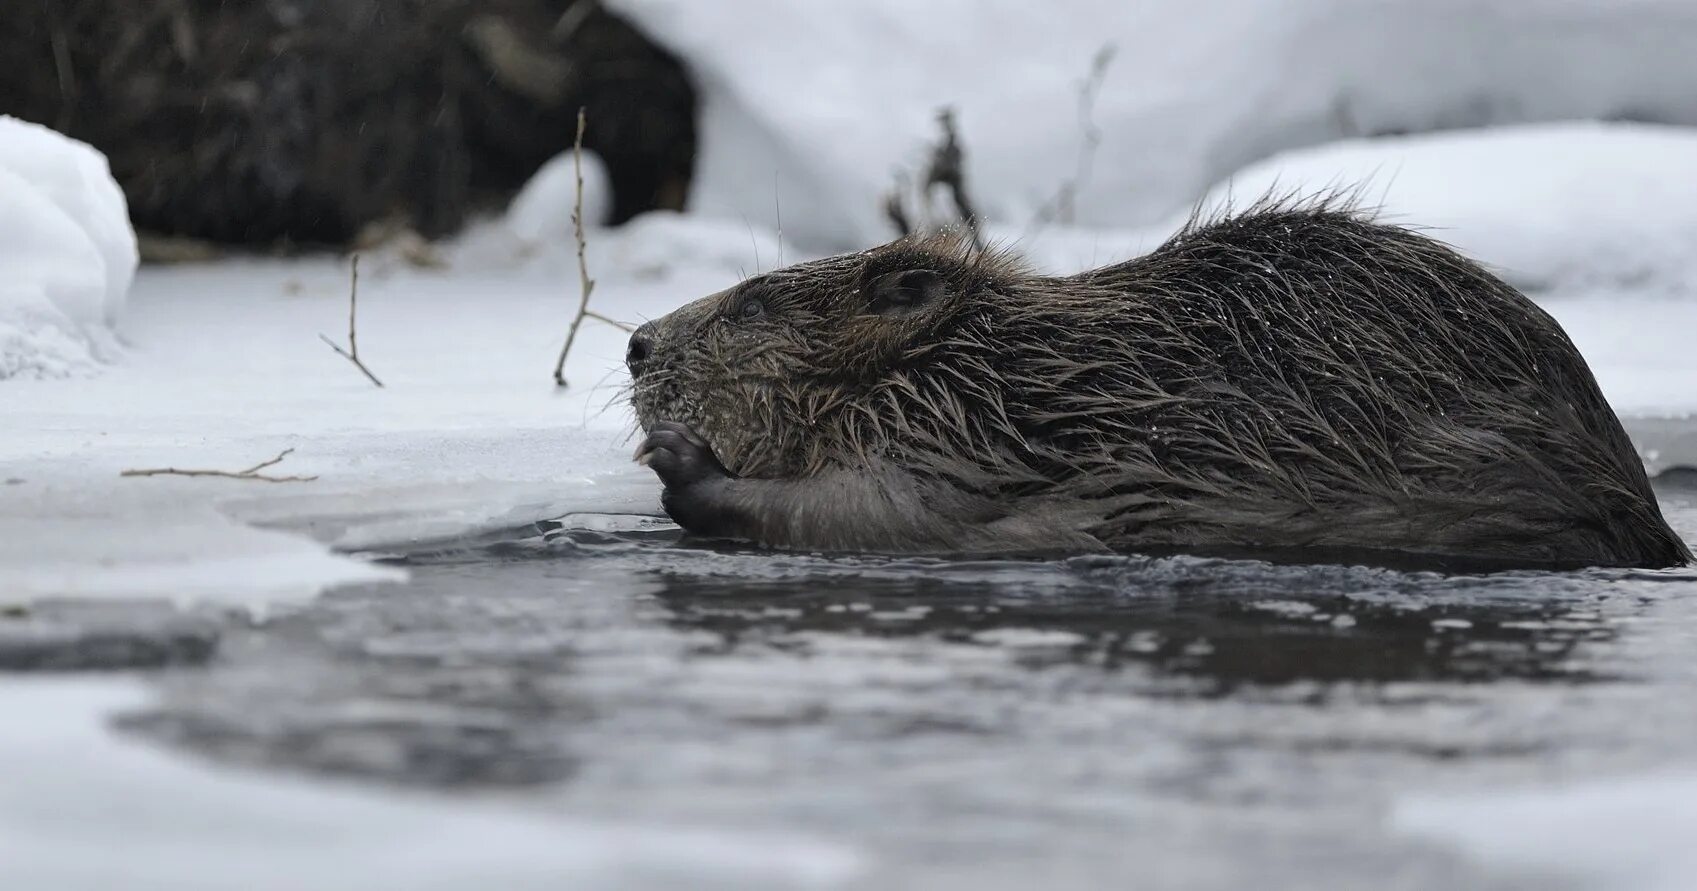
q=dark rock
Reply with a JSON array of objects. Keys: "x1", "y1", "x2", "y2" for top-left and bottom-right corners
[{"x1": 0, "y1": 0, "x2": 696, "y2": 248}]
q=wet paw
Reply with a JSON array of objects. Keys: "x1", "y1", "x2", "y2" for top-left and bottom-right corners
[{"x1": 635, "y1": 420, "x2": 732, "y2": 491}]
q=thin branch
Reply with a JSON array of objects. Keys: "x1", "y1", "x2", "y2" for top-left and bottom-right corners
[
  {"x1": 121, "y1": 448, "x2": 318, "y2": 483},
  {"x1": 882, "y1": 109, "x2": 985, "y2": 246},
  {"x1": 552, "y1": 107, "x2": 632, "y2": 386},
  {"x1": 1032, "y1": 43, "x2": 1117, "y2": 232},
  {"x1": 583, "y1": 310, "x2": 634, "y2": 331},
  {"x1": 925, "y1": 107, "x2": 984, "y2": 251},
  {"x1": 319, "y1": 255, "x2": 384, "y2": 387},
  {"x1": 773, "y1": 179, "x2": 785, "y2": 267},
  {"x1": 882, "y1": 171, "x2": 914, "y2": 238}
]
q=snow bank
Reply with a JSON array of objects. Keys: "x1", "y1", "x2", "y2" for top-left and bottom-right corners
[
  {"x1": 0, "y1": 116, "x2": 137, "y2": 379},
  {"x1": 503, "y1": 148, "x2": 613, "y2": 249},
  {"x1": 0, "y1": 679, "x2": 863, "y2": 890},
  {"x1": 1394, "y1": 771, "x2": 1697, "y2": 891},
  {"x1": 463, "y1": 205, "x2": 790, "y2": 289},
  {"x1": 607, "y1": 0, "x2": 1697, "y2": 250},
  {"x1": 1186, "y1": 122, "x2": 1697, "y2": 294},
  {"x1": 997, "y1": 122, "x2": 1697, "y2": 288}
]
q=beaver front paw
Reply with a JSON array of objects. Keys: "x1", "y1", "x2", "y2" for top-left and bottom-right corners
[
  {"x1": 635, "y1": 420, "x2": 733, "y2": 498},
  {"x1": 635, "y1": 421, "x2": 741, "y2": 535}
]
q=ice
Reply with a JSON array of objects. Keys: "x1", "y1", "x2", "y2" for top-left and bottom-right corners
[
  {"x1": 0, "y1": 116, "x2": 137, "y2": 378},
  {"x1": 0, "y1": 679, "x2": 863, "y2": 890},
  {"x1": 1395, "y1": 772, "x2": 1697, "y2": 891},
  {"x1": 607, "y1": 0, "x2": 1697, "y2": 250}
]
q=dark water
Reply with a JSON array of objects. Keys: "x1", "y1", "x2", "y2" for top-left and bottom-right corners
[{"x1": 121, "y1": 481, "x2": 1697, "y2": 890}]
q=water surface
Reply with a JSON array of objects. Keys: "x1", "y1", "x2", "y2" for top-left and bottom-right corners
[{"x1": 126, "y1": 480, "x2": 1697, "y2": 890}]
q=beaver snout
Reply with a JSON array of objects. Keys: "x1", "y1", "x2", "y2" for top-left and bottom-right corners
[{"x1": 626, "y1": 321, "x2": 657, "y2": 378}]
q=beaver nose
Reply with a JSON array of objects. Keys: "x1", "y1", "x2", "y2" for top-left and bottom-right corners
[{"x1": 626, "y1": 322, "x2": 656, "y2": 378}]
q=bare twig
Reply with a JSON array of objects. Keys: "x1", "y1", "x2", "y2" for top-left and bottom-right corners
[
  {"x1": 925, "y1": 107, "x2": 985, "y2": 251},
  {"x1": 881, "y1": 109, "x2": 985, "y2": 248},
  {"x1": 1033, "y1": 43, "x2": 1117, "y2": 231},
  {"x1": 552, "y1": 107, "x2": 634, "y2": 388},
  {"x1": 882, "y1": 171, "x2": 914, "y2": 238},
  {"x1": 121, "y1": 448, "x2": 318, "y2": 483},
  {"x1": 773, "y1": 181, "x2": 785, "y2": 267},
  {"x1": 319, "y1": 255, "x2": 384, "y2": 388}
]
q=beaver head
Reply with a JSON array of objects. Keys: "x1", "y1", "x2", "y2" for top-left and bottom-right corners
[{"x1": 627, "y1": 232, "x2": 1027, "y2": 480}]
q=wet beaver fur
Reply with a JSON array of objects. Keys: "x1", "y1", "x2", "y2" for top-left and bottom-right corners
[{"x1": 628, "y1": 198, "x2": 1691, "y2": 570}]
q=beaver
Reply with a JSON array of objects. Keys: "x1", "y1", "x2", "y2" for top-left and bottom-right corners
[{"x1": 626, "y1": 198, "x2": 1692, "y2": 570}]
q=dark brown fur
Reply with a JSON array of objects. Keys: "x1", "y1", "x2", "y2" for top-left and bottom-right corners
[{"x1": 629, "y1": 198, "x2": 1691, "y2": 570}]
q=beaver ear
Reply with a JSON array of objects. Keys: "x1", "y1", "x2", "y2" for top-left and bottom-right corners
[{"x1": 865, "y1": 269, "x2": 946, "y2": 318}]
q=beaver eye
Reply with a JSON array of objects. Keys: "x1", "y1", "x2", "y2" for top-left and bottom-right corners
[{"x1": 738, "y1": 298, "x2": 765, "y2": 320}]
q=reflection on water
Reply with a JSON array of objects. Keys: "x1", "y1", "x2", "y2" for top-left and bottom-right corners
[
  {"x1": 119, "y1": 492, "x2": 1697, "y2": 891},
  {"x1": 129, "y1": 512, "x2": 1689, "y2": 776},
  {"x1": 649, "y1": 558, "x2": 1630, "y2": 689}
]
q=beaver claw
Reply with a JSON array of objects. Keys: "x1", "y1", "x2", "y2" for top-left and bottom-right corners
[{"x1": 635, "y1": 421, "x2": 732, "y2": 492}]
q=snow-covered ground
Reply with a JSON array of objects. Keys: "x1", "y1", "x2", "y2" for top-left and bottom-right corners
[
  {"x1": 610, "y1": 0, "x2": 1697, "y2": 250},
  {"x1": 0, "y1": 214, "x2": 780, "y2": 607}
]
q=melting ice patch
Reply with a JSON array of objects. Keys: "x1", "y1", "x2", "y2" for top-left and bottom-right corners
[
  {"x1": 1395, "y1": 771, "x2": 1697, "y2": 891},
  {"x1": 0, "y1": 679, "x2": 864, "y2": 891}
]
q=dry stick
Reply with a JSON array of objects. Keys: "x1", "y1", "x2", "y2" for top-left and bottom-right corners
[
  {"x1": 1032, "y1": 43, "x2": 1117, "y2": 232},
  {"x1": 925, "y1": 107, "x2": 985, "y2": 251},
  {"x1": 318, "y1": 255, "x2": 384, "y2": 387},
  {"x1": 773, "y1": 180, "x2": 785, "y2": 267},
  {"x1": 120, "y1": 448, "x2": 318, "y2": 483},
  {"x1": 882, "y1": 170, "x2": 915, "y2": 238},
  {"x1": 552, "y1": 107, "x2": 634, "y2": 388}
]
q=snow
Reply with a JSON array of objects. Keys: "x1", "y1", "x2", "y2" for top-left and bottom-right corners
[
  {"x1": 0, "y1": 115, "x2": 137, "y2": 379},
  {"x1": 1185, "y1": 122, "x2": 1697, "y2": 294},
  {"x1": 0, "y1": 213, "x2": 772, "y2": 608},
  {"x1": 503, "y1": 148, "x2": 613, "y2": 249},
  {"x1": 1537, "y1": 293, "x2": 1697, "y2": 420},
  {"x1": 608, "y1": 0, "x2": 1697, "y2": 250},
  {"x1": 1394, "y1": 771, "x2": 1697, "y2": 891},
  {"x1": 996, "y1": 122, "x2": 1697, "y2": 295},
  {"x1": 0, "y1": 679, "x2": 863, "y2": 890}
]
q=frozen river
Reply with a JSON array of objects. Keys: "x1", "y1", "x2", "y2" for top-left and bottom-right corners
[{"x1": 65, "y1": 478, "x2": 1696, "y2": 890}]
